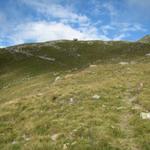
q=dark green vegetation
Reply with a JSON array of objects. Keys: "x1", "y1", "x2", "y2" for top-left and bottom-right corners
[{"x1": 0, "y1": 40, "x2": 150, "y2": 150}]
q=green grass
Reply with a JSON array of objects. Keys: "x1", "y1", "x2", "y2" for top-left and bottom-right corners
[{"x1": 0, "y1": 40, "x2": 150, "y2": 150}]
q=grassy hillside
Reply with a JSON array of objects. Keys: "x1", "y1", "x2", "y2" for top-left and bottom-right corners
[
  {"x1": 138, "y1": 35, "x2": 150, "y2": 43},
  {"x1": 0, "y1": 40, "x2": 150, "y2": 150}
]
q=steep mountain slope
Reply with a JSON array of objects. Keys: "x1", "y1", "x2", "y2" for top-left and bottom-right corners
[
  {"x1": 1, "y1": 40, "x2": 150, "y2": 89},
  {"x1": 0, "y1": 40, "x2": 150, "y2": 150},
  {"x1": 1, "y1": 40, "x2": 150, "y2": 74}
]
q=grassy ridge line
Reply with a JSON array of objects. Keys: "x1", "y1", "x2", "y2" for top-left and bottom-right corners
[
  {"x1": 0, "y1": 40, "x2": 150, "y2": 91},
  {"x1": 2, "y1": 41, "x2": 150, "y2": 68}
]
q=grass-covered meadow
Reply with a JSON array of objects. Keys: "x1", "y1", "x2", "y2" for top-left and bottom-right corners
[{"x1": 0, "y1": 40, "x2": 150, "y2": 150}]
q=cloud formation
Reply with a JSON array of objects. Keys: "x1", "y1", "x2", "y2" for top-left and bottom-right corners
[
  {"x1": 20, "y1": 0, "x2": 89, "y2": 24},
  {"x1": 9, "y1": 21, "x2": 110, "y2": 45},
  {"x1": 0, "y1": 0, "x2": 149, "y2": 47}
]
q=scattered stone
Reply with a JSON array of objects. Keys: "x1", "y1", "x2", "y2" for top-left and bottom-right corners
[
  {"x1": 37, "y1": 93, "x2": 43, "y2": 96},
  {"x1": 70, "y1": 98, "x2": 74, "y2": 103},
  {"x1": 119, "y1": 62, "x2": 129, "y2": 65},
  {"x1": 77, "y1": 54, "x2": 81, "y2": 57},
  {"x1": 145, "y1": 53, "x2": 150, "y2": 56},
  {"x1": 25, "y1": 137, "x2": 30, "y2": 141},
  {"x1": 140, "y1": 112, "x2": 150, "y2": 120},
  {"x1": 90, "y1": 64, "x2": 97, "y2": 68},
  {"x1": 55, "y1": 76, "x2": 60, "y2": 81},
  {"x1": 22, "y1": 134, "x2": 30, "y2": 141},
  {"x1": 137, "y1": 82, "x2": 144, "y2": 93},
  {"x1": 12, "y1": 141, "x2": 17, "y2": 145},
  {"x1": 110, "y1": 125, "x2": 115, "y2": 129},
  {"x1": 72, "y1": 129, "x2": 78, "y2": 133},
  {"x1": 51, "y1": 133, "x2": 61, "y2": 141},
  {"x1": 71, "y1": 141, "x2": 77, "y2": 145},
  {"x1": 69, "y1": 98, "x2": 76, "y2": 104},
  {"x1": 116, "y1": 107, "x2": 126, "y2": 110},
  {"x1": 92, "y1": 94, "x2": 100, "y2": 100},
  {"x1": 38, "y1": 56, "x2": 55, "y2": 61}
]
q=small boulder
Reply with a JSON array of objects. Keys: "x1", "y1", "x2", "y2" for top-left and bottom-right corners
[
  {"x1": 69, "y1": 98, "x2": 76, "y2": 105},
  {"x1": 145, "y1": 53, "x2": 150, "y2": 56},
  {"x1": 12, "y1": 141, "x2": 17, "y2": 145},
  {"x1": 37, "y1": 93, "x2": 43, "y2": 96},
  {"x1": 116, "y1": 107, "x2": 126, "y2": 110},
  {"x1": 92, "y1": 94, "x2": 100, "y2": 99},
  {"x1": 70, "y1": 98, "x2": 74, "y2": 103},
  {"x1": 55, "y1": 76, "x2": 60, "y2": 81},
  {"x1": 140, "y1": 112, "x2": 150, "y2": 120},
  {"x1": 119, "y1": 62, "x2": 129, "y2": 65},
  {"x1": 51, "y1": 133, "x2": 61, "y2": 141},
  {"x1": 22, "y1": 134, "x2": 30, "y2": 141},
  {"x1": 90, "y1": 65, "x2": 97, "y2": 68},
  {"x1": 71, "y1": 141, "x2": 77, "y2": 146}
]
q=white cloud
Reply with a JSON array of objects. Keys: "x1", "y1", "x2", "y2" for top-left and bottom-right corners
[
  {"x1": 20, "y1": 0, "x2": 89, "y2": 24},
  {"x1": 98, "y1": 21, "x2": 146, "y2": 41},
  {"x1": 1, "y1": 0, "x2": 111, "y2": 46},
  {"x1": 121, "y1": 23, "x2": 146, "y2": 32},
  {"x1": 1, "y1": 0, "x2": 148, "y2": 46},
  {"x1": 100, "y1": 25, "x2": 115, "y2": 35},
  {"x1": 9, "y1": 21, "x2": 110, "y2": 45},
  {"x1": 100, "y1": 22, "x2": 146, "y2": 39},
  {"x1": 2, "y1": 20, "x2": 146, "y2": 46}
]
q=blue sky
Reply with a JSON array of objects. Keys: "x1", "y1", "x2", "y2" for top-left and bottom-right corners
[{"x1": 0, "y1": 0, "x2": 150, "y2": 47}]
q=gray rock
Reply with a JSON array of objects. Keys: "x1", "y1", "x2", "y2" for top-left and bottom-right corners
[
  {"x1": 92, "y1": 95, "x2": 100, "y2": 99},
  {"x1": 119, "y1": 62, "x2": 129, "y2": 65},
  {"x1": 140, "y1": 112, "x2": 150, "y2": 119},
  {"x1": 51, "y1": 133, "x2": 61, "y2": 141}
]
